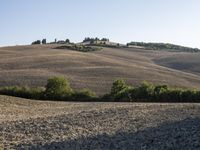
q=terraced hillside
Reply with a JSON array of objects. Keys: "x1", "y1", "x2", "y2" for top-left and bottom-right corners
[
  {"x1": 1, "y1": 95, "x2": 200, "y2": 149},
  {"x1": 1, "y1": 45, "x2": 200, "y2": 95}
]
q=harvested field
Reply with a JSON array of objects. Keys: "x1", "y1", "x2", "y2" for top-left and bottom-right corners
[
  {"x1": 1, "y1": 45, "x2": 200, "y2": 95},
  {"x1": 1, "y1": 95, "x2": 200, "y2": 149},
  {"x1": 154, "y1": 52, "x2": 200, "y2": 75}
]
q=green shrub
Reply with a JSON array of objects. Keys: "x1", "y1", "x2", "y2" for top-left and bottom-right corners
[
  {"x1": 100, "y1": 94, "x2": 113, "y2": 102},
  {"x1": 181, "y1": 90, "x2": 199, "y2": 102},
  {"x1": 55, "y1": 45, "x2": 101, "y2": 52},
  {"x1": 29, "y1": 87, "x2": 45, "y2": 99},
  {"x1": 72, "y1": 89, "x2": 97, "y2": 101},
  {"x1": 0, "y1": 86, "x2": 45, "y2": 100},
  {"x1": 110, "y1": 79, "x2": 133, "y2": 101},
  {"x1": 1, "y1": 77, "x2": 200, "y2": 102},
  {"x1": 154, "y1": 85, "x2": 168, "y2": 101},
  {"x1": 45, "y1": 77, "x2": 73, "y2": 100},
  {"x1": 111, "y1": 79, "x2": 128, "y2": 96},
  {"x1": 158, "y1": 89, "x2": 180, "y2": 102},
  {"x1": 194, "y1": 91, "x2": 200, "y2": 102},
  {"x1": 114, "y1": 87, "x2": 134, "y2": 102},
  {"x1": 131, "y1": 81, "x2": 154, "y2": 101}
]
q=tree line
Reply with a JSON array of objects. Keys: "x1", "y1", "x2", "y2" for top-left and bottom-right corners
[
  {"x1": 127, "y1": 42, "x2": 200, "y2": 52},
  {"x1": 31, "y1": 38, "x2": 70, "y2": 45},
  {"x1": 31, "y1": 37, "x2": 110, "y2": 45},
  {"x1": 0, "y1": 77, "x2": 200, "y2": 102}
]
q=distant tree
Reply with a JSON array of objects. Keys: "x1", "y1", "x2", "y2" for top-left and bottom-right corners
[
  {"x1": 57, "y1": 40, "x2": 65, "y2": 44},
  {"x1": 83, "y1": 37, "x2": 93, "y2": 42},
  {"x1": 90, "y1": 39, "x2": 95, "y2": 44},
  {"x1": 55, "y1": 38, "x2": 57, "y2": 43},
  {"x1": 31, "y1": 40, "x2": 41, "y2": 45},
  {"x1": 126, "y1": 42, "x2": 200, "y2": 52},
  {"x1": 101, "y1": 38, "x2": 109, "y2": 42},
  {"x1": 65, "y1": 39, "x2": 70, "y2": 43},
  {"x1": 95, "y1": 37, "x2": 100, "y2": 41},
  {"x1": 42, "y1": 39, "x2": 46, "y2": 44}
]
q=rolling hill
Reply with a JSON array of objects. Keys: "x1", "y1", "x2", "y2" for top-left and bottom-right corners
[{"x1": 1, "y1": 44, "x2": 200, "y2": 95}]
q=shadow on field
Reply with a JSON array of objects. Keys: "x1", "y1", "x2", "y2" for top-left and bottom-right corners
[{"x1": 18, "y1": 118, "x2": 200, "y2": 150}]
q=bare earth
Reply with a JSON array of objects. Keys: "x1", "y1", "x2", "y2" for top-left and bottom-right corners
[{"x1": 1, "y1": 95, "x2": 200, "y2": 150}]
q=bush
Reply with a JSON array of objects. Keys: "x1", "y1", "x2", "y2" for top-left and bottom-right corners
[
  {"x1": 154, "y1": 85, "x2": 168, "y2": 101},
  {"x1": 110, "y1": 79, "x2": 132, "y2": 101},
  {"x1": 111, "y1": 79, "x2": 128, "y2": 96},
  {"x1": 114, "y1": 87, "x2": 134, "y2": 102},
  {"x1": 181, "y1": 90, "x2": 199, "y2": 102},
  {"x1": 1, "y1": 77, "x2": 200, "y2": 102},
  {"x1": 160, "y1": 89, "x2": 182, "y2": 102},
  {"x1": 72, "y1": 89, "x2": 97, "y2": 101},
  {"x1": 55, "y1": 45, "x2": 101, "y2": 52},
  {"x1": 0, "y1": 86, "x2": 45, "y2": 100},
  {"x1": 131, "y1": 81, "x2": 154, "y2": 101},
  {"x1": 100, "y1": 94, "x2": 113, "y2": 102},
  {"x1": 29, "y1": 87, "x2": 45, "y2": 99},
  {"x1": 45, "y1": 77, "x2": 73, "y2": 100}
]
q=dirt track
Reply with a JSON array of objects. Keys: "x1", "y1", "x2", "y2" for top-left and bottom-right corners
[{"x1": 1, "y1": 95, "x2": 200, "y2": 149}]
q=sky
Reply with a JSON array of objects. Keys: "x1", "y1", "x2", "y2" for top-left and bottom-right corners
[{"x1": 0, "y1": 0, "x2": 200, "y2": 48}]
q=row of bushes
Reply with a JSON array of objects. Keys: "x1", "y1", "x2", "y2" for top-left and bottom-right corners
[
  {"x1": 0, "y1": 77, "x2": 200, "y2": 102},
  {"x1": 55, "y1": 45, "x2": 101, "y2": 52},
  {"x1": 107, "y1": 79, "x2": 200, "y2": 102},
  {"x1": 90, "y1": 43, "x2": 122, "y2": 48},
  {"x1": 0, "y1": 77, "x2": 97, "y2": 101}
]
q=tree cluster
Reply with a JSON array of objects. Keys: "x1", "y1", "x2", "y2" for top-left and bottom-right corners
[
  {"x1": 32, "y1": 38, "x2": 71, "y2": 45},
  {"x1": 83, "y1": 37, "x2": 109, "y2": 44}
]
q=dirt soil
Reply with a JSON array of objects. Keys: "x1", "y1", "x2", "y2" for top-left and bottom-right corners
[{"x1": 1, "y1": 95, "x2": 200, "y2": 150}]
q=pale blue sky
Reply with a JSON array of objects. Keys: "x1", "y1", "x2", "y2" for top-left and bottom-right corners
[{"x1": 0, "y1": 0, "x2": 200, "y2": 48}]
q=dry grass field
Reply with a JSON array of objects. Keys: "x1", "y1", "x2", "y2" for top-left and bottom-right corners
[{"x1": 1, "y1": 44, "x2": 200, "y2": 95}]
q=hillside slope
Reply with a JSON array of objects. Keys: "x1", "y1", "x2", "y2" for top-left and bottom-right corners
[
  {"x1": 154, "y1": 53, "x2": 200, "y2": 75},
  {"x1": 1, "y1": 45, "x2": 200, "y2": 95}
]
